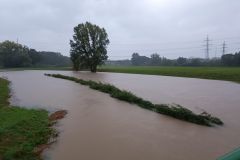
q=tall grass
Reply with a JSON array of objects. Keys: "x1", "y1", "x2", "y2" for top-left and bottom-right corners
[{"x1": 45, "y1": 73, "x2": 223, "y2": 126}]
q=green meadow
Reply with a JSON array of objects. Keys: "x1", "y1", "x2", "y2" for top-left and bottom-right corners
[{"x1": 98, "y1": 66, "x2": 240, "y2": 83}]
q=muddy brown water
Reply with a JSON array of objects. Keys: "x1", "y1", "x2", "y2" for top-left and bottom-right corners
[{"x1": 1, "y1": 70, "x2": 240, "y2": 160}]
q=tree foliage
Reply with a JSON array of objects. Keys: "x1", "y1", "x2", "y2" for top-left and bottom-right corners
[
  {"x1": 0, "y1": 40, "x2": 70, "y2": 68},
  {"x1": 70, "y1": 22, "x2": 109, "y2": 72},
  {"x1": 37, "y1": 51, "x2": 70, "y2": 66},
  {"x1": 131, "y1": 53, "x2": 150, "y2": 66},
  {"x1": 130, "y1": 52, "x2": 240, "y2": 67},
  {"x1": 0, "y1": 41, "x2": 31, "y2": 67},
  {"x1": 150, "y1": 53, "x2": 161, "y2": 65},
  {"x1": 221, "y1": 52, "x2": 240, "y2": 66}
]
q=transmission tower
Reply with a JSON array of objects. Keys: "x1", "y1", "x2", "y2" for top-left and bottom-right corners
[
  {"x1": 204, "y1": 35, "x2": 210, "y2": 59},
  {"x1": 222, "y1": 41, "x2": 227, "y2": 55}
]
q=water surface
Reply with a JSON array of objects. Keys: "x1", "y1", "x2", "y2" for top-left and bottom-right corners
[{"x1": 1, "y1": 70, "x2": 240, "y2": 160}]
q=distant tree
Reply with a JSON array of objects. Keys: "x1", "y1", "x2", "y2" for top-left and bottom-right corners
[
  {"x1": 37, "y1": 51, "x2": 71, "y2": 66},
  {"x1": 70, "y1": 22, "x2": 110, "y2": 72},
  {"x1": 235, "y1": 52, "x2": 240, "y2": 65},
  {"x1": 150, "y1": 53, "x2": 161, "y2": 65},
  {"x1": 221, "y1": 54, "x2": 235, "y2": 66},
  {"x1": 28, "y1": 49, "x2": 41, "y2": 65},
  {"x1": 176, "y1": 57, "x2": 187, "y2": 66},
  {"x1": 221, "y1": 52, "x2": 240, "y2": 66},
  {"x1": 0, "y1": 40, "x2": 71, "y2": 68},
  {"x1": 161, "y1": 57, "x2": 173, "y2": 66},
  {"x1": 206, "y1": 58, "x2": 221, "y2": 66},
  {"x1": 131, "y1": 53, "x2": 150, "y2": 66},
  {"x1": 131, "y1": 53, "x2": 140, "y2": 65},
  {"x1": 188, "y1": 58, "x2": 203, "y2": 66},
  {"x1": 0, "y1": 40, "x2": 31, "y2": 67}
]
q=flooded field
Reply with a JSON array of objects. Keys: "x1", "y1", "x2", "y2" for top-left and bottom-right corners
[{"x1": 1, "y1": 70, "x2": 240, "y2": 160}]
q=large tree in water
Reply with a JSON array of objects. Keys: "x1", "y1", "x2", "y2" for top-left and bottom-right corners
[{"x1": 70, "y1": 22, "x2": 109, "y2": 72}]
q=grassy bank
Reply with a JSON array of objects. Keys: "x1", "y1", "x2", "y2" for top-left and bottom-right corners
[
  {"x1": 98, "y1": 66, "x2": 240, "y2": 83},
  {"x1": 45, "y1": 73, "x2": 223, "y2": 127},
  {"x1": 0, "y1": 78, "x2": 54, "y2": 160}
]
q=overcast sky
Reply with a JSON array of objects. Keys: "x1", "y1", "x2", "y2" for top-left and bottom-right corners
[{"x1": 0, "y1": 0, "x2": 240, "y2": 59}]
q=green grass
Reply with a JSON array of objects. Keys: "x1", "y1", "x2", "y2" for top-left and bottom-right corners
[
  {"x1": 0, "y1": 78, "x2": 10, "y2": 107},
  {"x1": 98, "y1": 66, "x2": 240, "y2": 83},
  {"x1": 0, "y1": 78, "x2": 54, "y2": 160},
  {"x1": 45, "y1": 73, "x2": 223, "y2": 127}
]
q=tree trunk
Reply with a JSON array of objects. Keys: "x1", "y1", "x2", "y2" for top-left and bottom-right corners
[
  {"x1": 73, "y1": 62, "x2": 79, "y2": 71},
  {"x1": 90, "y1": 65, "x2": 97, "y2": 72}
]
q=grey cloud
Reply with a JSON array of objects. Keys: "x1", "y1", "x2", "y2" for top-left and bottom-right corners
[{"x1": 0, "y1": 0, "x2": 239, "y2": 59}]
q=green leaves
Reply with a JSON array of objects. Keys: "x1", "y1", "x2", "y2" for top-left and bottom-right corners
[
  {"x1": 0, "y1": 41, "x2": 32, "y2": 68},
  {"x1": 70, "y1": 22, "x2": 110, "y2": 72}
]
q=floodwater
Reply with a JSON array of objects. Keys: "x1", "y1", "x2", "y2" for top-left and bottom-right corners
[{"x1": 1, "y1": 70, "x2": 240, "y2": 160}]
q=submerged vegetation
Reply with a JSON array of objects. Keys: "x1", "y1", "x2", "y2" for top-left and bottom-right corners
[
  {"x1": 45, "y1": 73, "x2": 223, "y2": 127},
  {"x1": 98, "y1": 66, "x2": 240, "y2": 83},
  {"x1": 0, "y1": 78, "x2": 55, "y2": 160}
]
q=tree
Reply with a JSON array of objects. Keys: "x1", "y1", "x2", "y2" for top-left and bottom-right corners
[
  {"x1": 176, "y1": 57, "x2": 187, "y2": 66},
  {"x1": 0, "y1": 40, "x2": 71, "y2": 68},
  {"x1": 131, "y1": 53, "x2": 140, "y2": 65},
  {"x1": 188, "y1": 58, "x2": 202, "y2": 66},
  {"x1": 161, "y1": 57, "x2": 173, "y2": 66},
  {"x1": 235, "y1": 52, "x2": 240, "y2": 65},
  {"x1": 38, "y1": 51, "x2": 71, "y2": 66},
  {"x1": 131, "y1": 53, "x2": 150, "y2": 66},
  {"x1": 221, "y1": 54, "x2": 235, "y2": 66},
  {"x1": 221, "y1": 52, "x2": 240, "y2": 66},
  {"x1": 70, "y1": 22, "x2": 110, "y2": 72},
  {"x1": 28, "y1": 49, "x2": 41, "y2": 65},
  {"x1": 150, "y1": 53, "x2": 161, "y2": 65},
  {"x1": 0, "y1": 40, "x2": 31, "y2": 67}
]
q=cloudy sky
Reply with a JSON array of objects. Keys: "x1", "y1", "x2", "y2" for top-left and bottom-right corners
[{"x1": 0, "y1": 0, "x2": 240, "y2": 59}]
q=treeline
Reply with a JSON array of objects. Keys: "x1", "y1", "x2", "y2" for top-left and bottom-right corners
[
  {"x1": 0, "y1": 40, "x2": 71, "y2": 68},
  {"x1": 221, "y1": 53, "x2": 240, "y2": 66},
  {"x1": 129, "y1": 52, "x2": 240, "y2": 66}
]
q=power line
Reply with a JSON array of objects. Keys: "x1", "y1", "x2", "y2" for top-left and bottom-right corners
[
  {"x1": 16, "y1": 35, "x2": 240, "y2": 46},
  {"x1": 5, "y1": 36, "x2": 239, "y2": 58},
  {"x1": 204, "y1": 35, "x2": 210, "y2": 59},
  {"x1": 111, "y1": 36, "x2": 240, "y2": 46}
]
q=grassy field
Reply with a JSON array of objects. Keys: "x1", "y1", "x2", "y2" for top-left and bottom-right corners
[
  {"x1": 98, "y1": 66, "x2": 240, "y2": 83},
  {"x1": 0, "y1": 78, "x2": 54, "y2": 160},
  {"x1": 2, "y1": 65, "x2": 240, "y2": 83}
]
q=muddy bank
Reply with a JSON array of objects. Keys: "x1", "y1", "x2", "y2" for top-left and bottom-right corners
[
  {"x1": 34, "y1": 110, "x2": 67, "y2": 156},
  {"x1": 49, "y1": 110, "x2": 67, "y2": 121}
]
